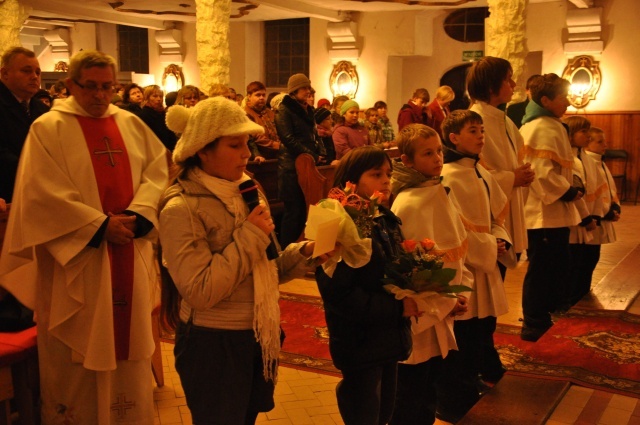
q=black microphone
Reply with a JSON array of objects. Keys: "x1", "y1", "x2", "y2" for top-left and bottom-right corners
[{"x1": 239, "y1": 179, "x2": 280, "y2": 260}]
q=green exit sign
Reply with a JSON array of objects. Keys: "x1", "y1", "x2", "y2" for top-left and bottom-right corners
[{"x1": 462, "y1": 50, "x2": 484, "y2": 61}]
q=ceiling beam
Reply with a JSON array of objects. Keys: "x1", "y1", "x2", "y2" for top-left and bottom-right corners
[
  {"x1": 22, "y1": 0, "x2": 167, "y2": 29},
  {"x1": 568, "y1": 0, "x2": 593, "y2": 8},
  {"x1": 256, "y1": 0, "x2": 346, "y2": 22}
]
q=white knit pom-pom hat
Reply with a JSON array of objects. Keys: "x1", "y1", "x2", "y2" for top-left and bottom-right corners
[{"x1": 167, "y1": 96, "x2": 265, "y2": 163}]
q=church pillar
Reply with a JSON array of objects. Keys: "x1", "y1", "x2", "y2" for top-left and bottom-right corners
[
  {"x1": 195, "y1": 0, "x2": 231, "y2": 96},
  {"x1": 485, "y1": 0, "x2": 529, "y2": 101},
  {"x1": 0, "y1": 0, "x2": 32, "y2": 55}
]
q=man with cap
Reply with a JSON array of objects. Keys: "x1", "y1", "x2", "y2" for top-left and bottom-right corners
[
  {"x1": 275, "y1": 73, "x2": 325, "y2": 247},
  {"x1": 0, "y1": 46, "x2": 49, "y2": 202},
  {"x1": 0, "y1": 50, "x2": 168, "y2": 424}
]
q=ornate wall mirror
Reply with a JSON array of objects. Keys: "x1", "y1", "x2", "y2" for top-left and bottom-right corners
[
  {"x1": 162, "y1": 64, "x2": 185, "y2": 94},
  {"x1": 562, "y1": 55, "x2": 601, "y2": 108},
  {"x1": 329, "y1": 61, "x2": 359, "y2": 99}
]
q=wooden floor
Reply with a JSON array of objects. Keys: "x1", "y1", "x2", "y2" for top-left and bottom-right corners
[{"x1": 153, "y1": 205, "x2": 640, "y2": 425}]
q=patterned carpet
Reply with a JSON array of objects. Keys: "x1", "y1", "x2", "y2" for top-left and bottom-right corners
[
  {"x1": 278, "y1": 292, "x2": 339, "y2": 376},
  {"x1": 494, "y1": 308, "x2": 640, "y2": 397}
]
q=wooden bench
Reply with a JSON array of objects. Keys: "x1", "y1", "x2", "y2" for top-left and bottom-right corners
[
  {"x1": 576, "y1": 244, "x2": 640, "y2": 311},
  {"x1": 459, "y1": 375, "x2": 570, "y2": 425},
  {"x1": 295, "y1": 154, "x2": 337, "y2": 211},
  {"x1": 0, "y1": 205, "x2": 39, "y2": 425}
]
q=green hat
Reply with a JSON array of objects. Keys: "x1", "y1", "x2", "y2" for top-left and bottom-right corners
[{"x1": 340, "y1": 99, "x2": 359, "y2": 115}]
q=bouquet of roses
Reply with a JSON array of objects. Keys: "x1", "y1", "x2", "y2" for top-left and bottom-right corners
[
  {"x1": 382, "y1": 238, "x2": 472, "y2": 298},
  {"x1": 310, "y1": 182, "x2": 383, "y2": 276},
  {"x1": 325, "y1": 182, "x2": 383, "y2": 239}
]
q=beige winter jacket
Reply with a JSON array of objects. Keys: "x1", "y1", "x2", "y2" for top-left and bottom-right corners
[{"x1": 159, "y1": 173, "x2": 312, "y2": 329}]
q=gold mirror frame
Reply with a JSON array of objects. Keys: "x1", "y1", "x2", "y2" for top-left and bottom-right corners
[
  {"x1": 329, "y1": 61, "x2": 359, "y2": 99},
  {"x1": 562, "y1": 55, "x2": 601, "y2": 109}
]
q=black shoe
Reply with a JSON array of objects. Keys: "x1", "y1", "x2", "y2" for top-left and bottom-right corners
[
  {"x1": 520, "y1": 324, "x2": 551, "y2": 342},
  {"x1": 480, "y1": 365, "x2": 507, "y2": 384},
  {"x1": 476, "y1": 377, "x2": 493, "y2": 397}
]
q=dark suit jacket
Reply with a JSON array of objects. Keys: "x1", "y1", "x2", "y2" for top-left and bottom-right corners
[
  {"x1": 506, "y1": 99, "x2": 528, "y2": 129},
  {"x1": 0, "y1": 81, "x2": 49, "y2": 201}
]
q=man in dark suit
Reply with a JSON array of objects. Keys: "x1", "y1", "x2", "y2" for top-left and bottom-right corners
[
  {"x1": 0, "y1": 46, "x2": 49, "y2": 201},
  {"x1": 506, "y1": 74, "x2": 541, "y2": 129}
]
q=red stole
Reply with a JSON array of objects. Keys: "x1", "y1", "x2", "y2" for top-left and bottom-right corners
[{"x1": 76, "y1": 115, "x2": 134, "y2": 361}]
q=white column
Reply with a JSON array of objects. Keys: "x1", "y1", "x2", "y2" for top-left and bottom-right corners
[
  {"x1": 486, "y1": 0, "x2": 529, "y2": 101},
  {"x1": 195, "y1": 0, "x2": 231, "y2": 96},
  {"x1": 0, "y1": 0, "x2": 32, "y2": 55}
]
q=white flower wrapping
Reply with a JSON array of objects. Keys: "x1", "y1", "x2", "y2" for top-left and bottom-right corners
[{"x1": 313, "y1": 198, "x2": 372, "y2": 277}]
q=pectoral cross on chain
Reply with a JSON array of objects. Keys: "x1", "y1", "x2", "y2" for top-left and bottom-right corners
[{"x1": 94, "y1": 136, "x2": 123, "y2": 167}]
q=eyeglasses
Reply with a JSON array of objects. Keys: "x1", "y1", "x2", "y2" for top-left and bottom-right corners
[{"x1": 73, "y1": 80, "x2": 115, "y2": 93}]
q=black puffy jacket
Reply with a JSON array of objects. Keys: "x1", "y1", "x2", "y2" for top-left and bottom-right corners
[{"x1": 275, "y1": 94, "x2": 321, "y2": 175}]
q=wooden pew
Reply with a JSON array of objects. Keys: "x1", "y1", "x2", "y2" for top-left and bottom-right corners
[
  {"x1": 295, "y1": 154, "x2": 337, "y2": 211},
  {"x1": 246, "y1": 159, "x2": 283, "y2": 216},
  {"x1": 0, "y1": 204, "x2": 39, "y2": 425}
]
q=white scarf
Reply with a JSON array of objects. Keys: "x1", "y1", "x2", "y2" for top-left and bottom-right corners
[{"x1": 194, "y1": 168, "x2": 281, "y2": 382}]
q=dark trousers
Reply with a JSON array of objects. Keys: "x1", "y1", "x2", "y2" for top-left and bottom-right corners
[
  {"x1": 278, "y1": 171, "x2": 307, "y2": 248},
  {"x1": 174, "y1": 324, "x2": 274, "y2": 425},
  {"x1": 567, "y1": 243, "x2": 601, "y2": 305},
  {"x1": 436, "y1": 321, "x2": 483, "y2": 422},
  {"x1": 452, "y1": 316, "x2": 504, "y2": 382},
  {"x1": 337, "y1": 361, "x2": 398, "y2": 425},
  {"x1": 390, "y1": 357, "x2": 442, "y2": 425},
  {"x1": 522, "y1": 227, "x2": 570, "y2": 329}
]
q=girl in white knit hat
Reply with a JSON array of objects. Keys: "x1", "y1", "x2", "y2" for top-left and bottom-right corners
[{"x1": 158, "y1": 97, "x2": 331, "y2": 424}]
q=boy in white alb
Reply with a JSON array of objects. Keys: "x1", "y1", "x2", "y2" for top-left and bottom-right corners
[
  {"x1": 441, "y1": 110, "x2": 511, "y2": 389},
  {"x1": 519, "y1": 73, "x2": 593, "y2": 342},
  {"x1": 389, "y1": 124, "x2": 473, "y2": 424},
  {"x1": 563, "y1": 117, "x2": 609, "y2": 307}
]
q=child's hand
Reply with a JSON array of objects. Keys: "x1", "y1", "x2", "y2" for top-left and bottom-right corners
[
  {"x1": 254, "y1": 156, "x2": 266, "y2": 164},
  {"x1": 572, "y1": 191, "x2": 584, "y2": 202},
  {"x1": 613, "y1": 211, "x2": 621, "y2": 222},
  {"x1": 247, "y1": 204, "x2": 275, "y2": 236},
  {"x1": 514, "y1": 163, "x2": 535, "y2": 187},
  {"x1": 300, "y1": 242, "x2": 340, "y2": 266},
  {"x1": 585, "y1": 219, "x2": 597, "y2": 231},
  {"x1": 450, "y1": 295, "x2": 468, "y2": 317},
  {"x1": 497, "y1": 239, "x2": 507, "y2": 256},
  {"x1": 402, "y1": 297, "x2": 424, "y2": 319}
]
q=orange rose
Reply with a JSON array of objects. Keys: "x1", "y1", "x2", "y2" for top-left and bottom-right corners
[
  {"x1": 401, "y1": 240, "x2": 417, "y2": 253},
  {"x1": 344, "y1": 181, "x2": 357, "y2": 194},
  {"x1": 420, "y1": 238, "x2": 436, "y2": 251}
]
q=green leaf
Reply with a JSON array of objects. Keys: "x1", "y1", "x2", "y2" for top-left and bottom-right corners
[
  {"x1": 430, "y1": 268, "x2": 457, "y2": 285},
  {"x1": 446, "y1": 284, "x2": 474, "y2": 293},
  {"x1": 412, "y1": 269, "x2": 432, "y2": 282}
]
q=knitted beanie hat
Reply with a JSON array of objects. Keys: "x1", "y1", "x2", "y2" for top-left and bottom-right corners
[
  {"x1": 287, "y1": 73, "x2": 311, "y2": 94},
  {"x1": 317, "y1": 98, "x2": 331, "y2": 109},
  {"x1": 340, "y1": 99, "x2": 359, "y2": 115},
  {"x1": 270, "y1": 93, "x2": 286, "y2": 111},
  {"x1": 167, "y1": 97, "x2": 264, "y2": 163},
  {"x1": 314, "y1": 107, "x2": 331, "y2": 124}
]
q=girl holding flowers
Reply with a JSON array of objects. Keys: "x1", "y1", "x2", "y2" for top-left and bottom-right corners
[{"x1": 315, "y1": 146, "x2": 421, "y2": 425}]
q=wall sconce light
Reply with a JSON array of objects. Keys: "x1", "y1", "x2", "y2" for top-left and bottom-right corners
[
  {"x1": 562, "y1": 55, "x2": 601, "y2": 108},
  {"x1": 162, "y1": 64, "x2": 185, "y2": 94},
  {"x1": 329, "y1": 61, "x2": 359, "y2": 99}
]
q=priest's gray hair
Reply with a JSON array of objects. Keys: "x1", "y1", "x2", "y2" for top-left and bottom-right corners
[{"x1": 68, "y1": 50, "x2": 117, "y2": 82}]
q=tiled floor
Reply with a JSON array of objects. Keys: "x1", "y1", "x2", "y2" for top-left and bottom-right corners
[{"x1": 153, "y1": 205, "x2": 640, "y2": 425}]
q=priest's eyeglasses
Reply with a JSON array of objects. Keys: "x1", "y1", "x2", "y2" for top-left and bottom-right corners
[{"x1": 73, "y1": 80, "x2": 115, "y2": 93}]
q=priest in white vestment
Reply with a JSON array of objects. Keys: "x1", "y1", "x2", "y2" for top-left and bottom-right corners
[{"x1": 0, "y1": 50, "x2": 168, "y2": 425}]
